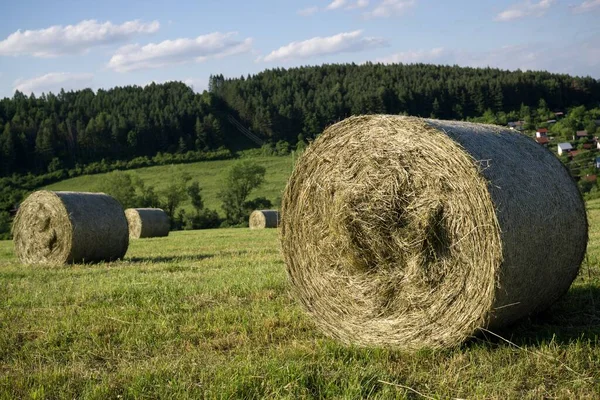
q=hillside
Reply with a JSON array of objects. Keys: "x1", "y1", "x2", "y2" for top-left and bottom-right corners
[{"x1": 41, "y1": 155, "x2": 295, "y2": 216}]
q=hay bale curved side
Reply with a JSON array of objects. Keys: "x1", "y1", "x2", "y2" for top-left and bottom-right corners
[
  {"x1": 13, "y1": 191, "x2": 129, "y2": 264},
  {"x1": 125, "y1": 208, "x2": 170, "y2": 238},
  {"x1": 249, "y1": 210, "x2": 280, "y2": 229},
  {"x1": 280, "y1": 115, "x2": 587, "y2": 349}
]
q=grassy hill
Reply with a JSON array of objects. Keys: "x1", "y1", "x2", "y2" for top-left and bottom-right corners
[
  {"x1": 1, "y1": 200, "x2": 600, "y2": 397},
  {"x1": 42, "y1": 155, "x2": 295, "y2": 215}
]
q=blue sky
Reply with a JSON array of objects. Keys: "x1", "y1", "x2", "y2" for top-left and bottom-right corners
[{"x1": 0, "y1": 0, "x2": 598, "y2": 98}]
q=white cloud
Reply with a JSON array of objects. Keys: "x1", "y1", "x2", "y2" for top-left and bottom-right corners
[
  {"x1": 108, "y1": 32, "x2": 253, "y2": 72},
  {"x1": 327, "y1": 0, "x2": 347, "y2": 9},
  {"x1": 375, "y1": 39, "x2": 600, "y2": 78},
  {"x1": 572, "y1": 0, "x2": 600, "y2": 13},
  {"x1": 260, "y1": 30, "x2": 387, "y2": 63},
  {"x1": 298, "y1": 6, "x2": 319, "y2": 16},
  {"x1": 376, "y1": 47, "x2": 446, "y2": 64},
  {"x1": 495, "y1": 0, "x2": 554, "y2": 21},
  {"x1": 13, "y1": 72, "x2": 94, "y2": 94},
  {"x1": 0, "y1": 19, "x2": 159, "y2": 57},
  {"x1": 364, "y1": 0, "x2": 416, "y2": 18},
  {"x1": 347, "y1": 0, "x2": 370, "y2": 9},
  {"x1": 183, "y1": 78, "x2": 207, "y2": 93},
  {"x1": 301, "y1": 0, "x2": 368, "y2": 15}
]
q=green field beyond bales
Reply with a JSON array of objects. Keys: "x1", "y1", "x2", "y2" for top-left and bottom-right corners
[
  {"x1": 42, "y1": 155, "x2": 295, "y2": 216},
  {"x1": 1, "y1": 201, "x2": 600, "y2": 398}
]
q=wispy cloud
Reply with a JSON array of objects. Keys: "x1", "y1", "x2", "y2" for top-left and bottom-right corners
[
  {"x1": 327, "y1": 0, "x2": 348, "y2": 9},
  {"x1": 348, "y1": 0, "x2": 370, "y2": 9},
  {"x1": 364, "y1": 0, "x2": 416, "y2": 18},
  {"x1": 0, "y1": 20, "x2": 159, "y2": 57},
  {"x1": 376, "y1": 39, "x2": 600, "y2": 78},
  {"x1": 376, "y1": 47, "x2": 446, "y2": 64},
  {"x1": 13, "y1": 72, "x2": 94, "y2": 94},
  {"x1": 299, "y1": 0, "x2": 369, "y2": 16},
  {"x1": 572, "y1": 0, "x2": 600, "y2": 13},
  {"x1": 183, "y1": 78, "x2": 207, "y2": 93},
  {"x1": 298, "y1": 6, "x2": 319, "y2": 16},
  {"x1": 495, "y1": 0, "x2": 554, "y2": 21},
  {"x1": 108, "y1": 32, "x2": 253, "y2": 72},
  {"x1": 260, "y1": 30, "x2": 387, "y2": 63}
]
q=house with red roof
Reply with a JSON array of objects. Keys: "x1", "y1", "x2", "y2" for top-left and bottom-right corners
[{"x1": 536, "y1": 128, "x2": 548, "y2": 138}]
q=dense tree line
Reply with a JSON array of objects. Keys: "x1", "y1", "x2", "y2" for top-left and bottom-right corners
[
  {"x1": 2, "y1": 63, "x2": 599, "y2": 179},
  {"x1": 0, "y1": 82, "x2": 233, "y2": 177},
  {"x1": 212, "y1": 63, "x2": 600, "y2": 143}
]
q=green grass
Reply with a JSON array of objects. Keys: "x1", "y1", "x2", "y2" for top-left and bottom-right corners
[
  {"x1": 42, "y1": 155, "x2": 296, "y2": 214},
  {"x1": 1, "y1": 201, "x2": 600, "y2": 398}
]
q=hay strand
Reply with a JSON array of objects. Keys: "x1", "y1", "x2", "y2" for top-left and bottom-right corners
[
  {"x1": 125, "y1": 208, "x2": 170, "y2": 238},
  {"x1": 13, "y1": 191, "x2": 129, "y2": 264},
  {"x1": 249, "y1": 210, "x2": 280, "y2": 229},
  {"x1": 280, "y1": 115, "x2": 587, "y2": 349}
]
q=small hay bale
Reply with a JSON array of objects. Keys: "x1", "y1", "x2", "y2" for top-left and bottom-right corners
[
  {"x1": 125, "y1": 208, "x2": 170, "y2": 238},
  {"x1": 280, "y1": 115, "x2": 588, "y2": 349},
  {"x1": 13, "y1": 191, "x2": 129, "y2": 264},
  {"x1": 249, "y1": 210, "x2": 280, "y2": 229}
]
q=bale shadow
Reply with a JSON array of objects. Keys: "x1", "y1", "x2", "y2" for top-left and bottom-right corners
[
  {"x1": 125, "y1": 254, "x2": 215, "y2": 264},
  {"x1": 478, "y1": 284, "x2": 600, "y2": 347}
]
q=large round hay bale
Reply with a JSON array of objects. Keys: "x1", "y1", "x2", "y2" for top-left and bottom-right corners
[
  {"x1": 249, "y1": 210, "x2": 280, "y2": 229},
  {"x1": 280, "y1": 115, "x2": 587, "y2": 349},
  {"x1": 13, "y1": 191, "x2": 129, "y2": 264},
  {"x1": 125, "y1": 208, "x2": 170, "y2": 238}
]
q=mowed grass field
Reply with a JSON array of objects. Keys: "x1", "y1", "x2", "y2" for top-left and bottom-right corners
[
  {"x1": 1, "y1": 203, "x2": 600, "y2": 397},
  {"x1": 42, "y1": 155, "x2": 296, "y2": 215}
]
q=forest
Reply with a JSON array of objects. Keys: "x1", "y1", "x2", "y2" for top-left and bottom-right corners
[{"x1": 1, "y1": 63, "x2": 599, "y2": 178}]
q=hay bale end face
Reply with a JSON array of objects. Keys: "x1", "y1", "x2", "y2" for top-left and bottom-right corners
[
  {"x1": 249, "y1": 210, "x2": 280, "y2": 229},
  {"x1": 125, "y1": 208, "x2": 170, "y2": 238},
  {"x1": 280, "y1": 115, "x2": 587, "y2": 349},
  {"x1": 13, "y1": 191, "x2": 129, "y2": 264}
]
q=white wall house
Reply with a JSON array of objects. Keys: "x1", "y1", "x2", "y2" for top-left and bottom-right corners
[{"x1": 557, "y1": 142, "x2": 573, "y2": 156}]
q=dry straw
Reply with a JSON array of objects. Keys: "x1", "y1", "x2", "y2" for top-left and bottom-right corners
[
  {"x1": 280, "y1": 115, "x2": 588, "y2": 349},
  {"x1": 13, "y1": 191, "x2": 129, "y2": 264},
  {"x1": 249, "y1": 210, "x2": 280, "y2": 229},
  {"x1": 125, "y1": 208, "x2": 170, "y2": 238}
]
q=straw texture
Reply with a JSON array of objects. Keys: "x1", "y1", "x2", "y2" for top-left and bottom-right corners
[
  {"x1": 125, "y1": 208, "x2": 170, "y2": 238},
  {"x1": 249, "y1": 210, "x2": 280, "y2": 229},
  {"x1": 13, "y1": 191, "x2": 129, "y2": 264},
  {"x1": 280, "y1": 115, "x2": 587, "y2": 349}
]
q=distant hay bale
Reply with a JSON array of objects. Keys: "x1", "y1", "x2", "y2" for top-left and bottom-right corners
[
  {"x1": 280, "y1": 115, "x2": 588, "y2": 350},
  {"x1": 13, "y1": 191, "x2": 129, "y2": 265},
  {"x1": 249, "y1": 210, "x2": 280, "y2": 229},
  {"x1": 125, "y1": 208, "x2": 170, "y2": 238}
]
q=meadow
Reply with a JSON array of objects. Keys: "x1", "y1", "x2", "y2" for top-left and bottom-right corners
[
  {"x1": 1, "y1": 196, "x2": 600, "y2": 398},
  {"x1": 42, "y1": 155, "x2": 296, "y2": 215}
]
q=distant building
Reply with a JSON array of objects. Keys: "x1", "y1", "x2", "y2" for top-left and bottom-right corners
[
  {"x1": 555, "y1": 112, "x2": 565, "y2": 118},
  {"x1": 557, "y1": 142, "x2": 573, "y2": 155},
  {"x1": 583, "y1": 143, "x2": 595, "y2": 150},
  {"x1": 573, "y1": 130, "x2": 589, "y2": 141},
  {"x1": 536, "y1": 128, "x2": 548, "y2": 138},
  {"x1": 536, "y1": 136, "x2": 550, "y2": 146},
  {"x1": 595, "y1": 157, "x2": 600, "y2": 169},
  {"x1": 546, "y1": 119, "x2": 557, "y2": 124},
  {"x1": 583, "y1": 175, "x2": 597, "y2": 183},
  {"x1": 507, "y1": 121, "x2": 525, "y2": 131}
]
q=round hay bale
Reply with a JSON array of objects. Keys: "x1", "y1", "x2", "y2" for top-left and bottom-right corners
[
  {"x1": 125, "y1": 208, "x2": 170, "y2": 238},
  {"x1": 280, "y1": 115, "x2": 587, "y2": 349},
  {"x1": 249, "y1": 210, "x2": 280, "y2": 229},
  {"x1": 13, "y1": 191, "x2": 129, "y2": 265}
]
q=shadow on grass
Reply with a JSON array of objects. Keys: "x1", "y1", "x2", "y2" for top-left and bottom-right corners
[
  {"x1": 125, "y1": 254, "x2": 215, "y2": 264},
  {"x1": 479, "y1": 284, "x2": 600, "y2": 347}
]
